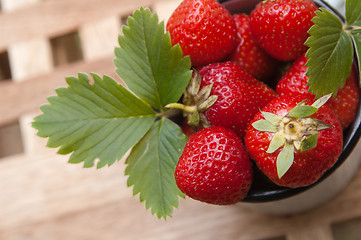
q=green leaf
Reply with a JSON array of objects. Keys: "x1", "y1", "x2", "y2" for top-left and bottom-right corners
[
  {"x1": 346, "y1": 0, "x2": 361, "y2": 26},
  {"x1": 266, "y1": 132, "x2": 285, "y2": 153},
  {"x1": 346, "y1": 0, "x2": 361, "y2": 85},
  {"x1": 305, "y1": 7, "x2": 354, "y2": 97},
  {"x1": 311, "y1": 93, "x2": 332, "y2": 109},
  {"x1": 276, "y1": 143, "x2": 295, "y2": 179},
  {"x1": 114, "y1": 7, "x2": 192, "y2": 110},
  {"x1": 125, "y1": 118, "x2": 187, "y2": 219},
  {"x1": 351, "y1": 30, "x2": 361, "y2": 83},
  {"x1": 252, "y1": 119, "x2": 277, "y2": 133},
  {"x1": 287, "y1": 105, "x2": 318, "y2": 118},
  {"x1": 301, "y1": 133, "x2": 318, "y2": 152},
  {"x1": 261, "y1": 111, "x2": 283, "y2": 126},
  {"x1": 32, "y1": 73, "x2": 156, "y2": 168}
]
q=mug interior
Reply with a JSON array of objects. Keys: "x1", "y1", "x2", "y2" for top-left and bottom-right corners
[{"x1": 219, "y1": 0, "x2": 361, "y2": 202}]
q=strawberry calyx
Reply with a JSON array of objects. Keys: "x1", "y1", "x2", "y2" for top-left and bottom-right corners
[
  {"x1": 165, "y1": 70, "x2": 218, "y2": 128},
  {"x1": 252, "y1": 94, "x2": 334, "y2": 179}
]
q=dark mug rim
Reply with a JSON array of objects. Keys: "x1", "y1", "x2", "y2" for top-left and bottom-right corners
[{"x1": 219, "y1": 0, "x2": 361, "y2": 202}]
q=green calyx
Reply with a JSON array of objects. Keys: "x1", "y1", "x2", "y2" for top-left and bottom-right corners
[
  {"x1": 252, "y1": 94, "x2": 333, "y2": 179},
  {"x1": 165, "y1": 70, "x2": 218, "y2": 128}
]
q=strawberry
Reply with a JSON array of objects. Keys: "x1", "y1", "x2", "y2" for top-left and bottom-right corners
[
  {"x1": 181, "y1": 119, "x2": 203, "y2": 138},
  {"x1": 245, "y1": 94, "x2": 343, "y2": 188},
  {"x1": 276, "y1": 54, "x2": 359, "y2": 129},
  {"x1": 249, "y1": 0, "x2": 318, "y2": 61},
  {"x1": 166, "y1": 0, "x2": 237, "y2": 67},
  {"x1": 175, "y1": 126, "x2": 253, "y2": 205},
  {"x1": 227, "y1": 13, "x2": 278, "y2": 82},
  {"x1": 197, "y1": 62, "x2": 277, "y2": 138}
]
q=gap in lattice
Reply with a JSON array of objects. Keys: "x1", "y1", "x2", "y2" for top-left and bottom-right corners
[
  {"x1": 120, "y1": 7, "x2": 153, "y2": 27},
  {"x1": 0, "y1": 50, "x2": 12, "y2": 81},
  {"x1": 120, "y1": 14, "x2": 131, "y2": 26},
  {"x1": 50, "y1": 31, "x2": 83, "y2": 67},
  {"x1": 332, "y1": 216, "x2": 361, "y2": 240},
  {"x1": 258, "y1": 236, "x2": 287, "y2": 240},
  {"x1": 0, "y1": 121, "x2": 24, "y2": 158}
]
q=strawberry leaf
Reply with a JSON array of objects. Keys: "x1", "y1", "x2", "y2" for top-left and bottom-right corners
[
  {"x1": 346, "y1": 0, "x2": 361, "y2": 26},
  {"x1": 32, "y1": 73, "x2": 156, "y2": 168},
  {"x1": 125, "y1": 118, "x2": 187, "y2": 219},
  {"x1": 276, "y1": 142, "x2": 294, "y2": 179},
  {"x1": 346, "y1": 0, "x2": 361, "y2": 85},
  {"x1": 114, "y1": 7, "x2": 192, "y2": 110},
  {"x1": 305, "y1": 7, "x2": 354, "y2": 97},
  {"x1": 33, "y1": 8, "x2": 192, "y2": 219},
  {"x1": 350, "y1": 30, "x2": 361, "y2": 82}
]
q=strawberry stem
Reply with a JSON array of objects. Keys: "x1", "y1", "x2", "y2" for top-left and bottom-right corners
[{"x1": 165, "y1": 103, "x2": 197, "y2": 113}]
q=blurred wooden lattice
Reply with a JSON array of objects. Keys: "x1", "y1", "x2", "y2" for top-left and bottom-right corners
[{"x1": 0, "y1": 0, "x2": 361, "y2": 239}]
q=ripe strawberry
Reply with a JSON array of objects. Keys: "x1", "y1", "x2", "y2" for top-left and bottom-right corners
[
  {"x1": 197, "y1": 62, "x2": 276, "y2": 138},
  {"x1": 249, "y1": 0, "x2": 318, "y2": 61},
  {"x1": 227, "y1": 13, "x2": 278, "y2": 82},
  {"x1": 276, "y1": 54, "x2": 359, "y2": 129},
  {"x1": 175, "y1": 126, "x2": 253, "y2": 205},
  {"x1": 181, "y1": 119, "x2": 203, "y2": 138},
  {"x1": 245, "y1": 94, "x2": 343, "y2": 188},
  {"x1": 166, "y1": 0, "x2": 237, "y2": 67}
]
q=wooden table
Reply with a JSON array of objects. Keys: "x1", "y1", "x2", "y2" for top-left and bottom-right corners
[{"x1": 1, "y1": 0, "x2": 361, "y2": 239}]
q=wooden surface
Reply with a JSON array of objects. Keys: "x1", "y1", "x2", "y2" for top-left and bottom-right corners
[{"x1": 1, "y1": 0, "x2": 361, "y2": 239}]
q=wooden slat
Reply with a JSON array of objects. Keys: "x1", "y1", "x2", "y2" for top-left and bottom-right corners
[
  {"x1": 0, "y1": 151, "x2": 131, "y2": 231},
  {"x1": 79, "y1": 16, "x2": 121, "y2": 61},
  {"x1": 1, "y1": 153, "x2": 361, "y2": 239},
  {"x1": 7, "y1": 37, "x2": 53, "y2": 81},
  {"x1": 287, "y1": 225, "x2": 334, "y2": 240},
  {"x1": 0, "y1": 57, "x2": 118, "y2": 126},
  {"x1": 0, "y1": 0, "x2": 155, "y2": 51},
  {"x1": 153, "y1": 0, "x2": 181, "y2": 22},
  {"x1": 1, "y1": 0, "x2": 39, "y2": 12},
  {"x1": 2, "y1": 0, "x2": 361, "y2": 239},
  {"x1": 2, "y1": 120, "x2": 361, "y2": 240}
]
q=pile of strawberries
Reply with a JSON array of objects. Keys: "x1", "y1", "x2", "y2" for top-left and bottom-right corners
[{"x1": 166, "y1": 0, "x2": 360, "y2": 205}]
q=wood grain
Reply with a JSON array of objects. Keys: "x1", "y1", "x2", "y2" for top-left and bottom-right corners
[
  {"x1": 1, "y1": 0, "x2": 361, "y2": 239},
  {"x1": 0, "y1": 0, "x2": 154, "y2": 51},
  {"x1": 1, "y1": 148, "x2": 361, "y2": 240},
  {"x1": 0, "y1": 57, "x2": 119, "y2": 126}
]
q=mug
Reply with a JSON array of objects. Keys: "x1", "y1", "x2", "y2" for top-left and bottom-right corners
[{"x1": 220, "y1": 0, "x2": 361, "y2": 215}]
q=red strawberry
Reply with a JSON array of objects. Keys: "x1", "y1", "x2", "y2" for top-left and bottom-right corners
[
  {"x1": 166, "y1": 0, "x2": 237, "y2": 67},
  {"x1": 227, "y1": 13, "x2": 278, "y2": 82},
  {"x1": 175, "y1": 126, "x2": 253, "y2": 205},
  {"x1": 181, "y1": 119, "x2": 203, "y2": 138},
  {"x1": 245, "y1": 94, "x2": 343, "y2": 188},
  {"x1": 276, "y1": 54, "x2": 359, "y2": 129},
  {"x1": 249, "y1": 0, "x2": 318, "y2": 61},
  {"x1": 198, "y1": 62, "x2": 276, "y2": 138}
]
